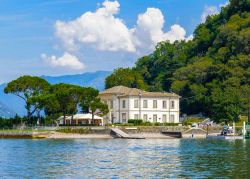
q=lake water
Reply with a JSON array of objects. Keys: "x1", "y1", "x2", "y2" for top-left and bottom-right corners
[{"x1": 0, "y1": 139, "x2": 250, "y2": 178}]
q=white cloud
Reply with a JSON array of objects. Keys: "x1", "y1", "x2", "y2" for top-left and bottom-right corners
[
  {"x1": 55, "y1": 0, "x2": 135, "y2": 52},
  {"x1": 43, "y1": 1, "x2": 193, "y2": 71},
  {"x1": 132, "y1": 8, "x2": 188, "y2": 53},
  {"x1": 132, "y1": 7, "x2": 166, "y2": 48},
  {"x1": 164, "y1": 24, "x2": 187, "y2": 42},
  {"x1": 201, "y1": 5, "x2": 219, "y2": 23},
  {"x1": 186, "y1": 34, "x2": 194, "y2": 41},
  {"x1": 220, "y1": 1, "x2": 229, "y2": 8},
  {"x1": 55, "y1": 1, "x2": 190, "y2": 55},
  {"x1": 41, "y1": 52, "x2": 85, "y2": 70}
]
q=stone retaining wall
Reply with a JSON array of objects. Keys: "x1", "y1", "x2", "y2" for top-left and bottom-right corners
[
  {"x1": 56, "y1": 126, "x2": 224, "y2": 134},
  {"x1": 0, "y1": 131, "x2": 50, "y2": 138},
  {"x1": 2, "y1": 125, "x2": 230, "y2": 138},
  {"x1": 119, "y1": 126, "x2": 189, "y2": 134}
]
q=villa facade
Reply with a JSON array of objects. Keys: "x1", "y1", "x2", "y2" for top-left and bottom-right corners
[{"x1": 99, "y1": 86, "x2": 180, "y2": 124}]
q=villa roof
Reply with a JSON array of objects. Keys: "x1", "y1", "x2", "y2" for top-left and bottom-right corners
[{"x1": 99, "y1": 86, "x2": 180, "y2": 98}]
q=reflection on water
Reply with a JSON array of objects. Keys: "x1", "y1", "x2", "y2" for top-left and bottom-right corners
[{"x1": 0, "y1": 139, "x2": 250, "y2": 178}]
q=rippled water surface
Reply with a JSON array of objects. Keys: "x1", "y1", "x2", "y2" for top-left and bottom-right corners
[{"x1": 1, "y1": 138, "x2": 250, "y2": 178}]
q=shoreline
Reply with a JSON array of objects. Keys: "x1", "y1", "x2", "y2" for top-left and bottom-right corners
[
  {"x1": 1, "y1": 132, "x2": 243, "y2": 139},
  {"x1": 48, "y1": 132, "x2": 113, "y2": 139},
  {"x1": 0, "y1": 132, "x2": 221, "y2": 139},
  {"x1": 0, "y1": 126, "x2": 225, "y2": 139},
  {"x1": 0, "y1": 132, "x2": 180, "y2": 139}
]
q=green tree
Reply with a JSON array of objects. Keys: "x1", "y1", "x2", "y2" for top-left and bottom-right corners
[
  {"x1": 51, "y1": 83, "x2": 82, "y2": 125},
  {"x1": 134, "y1": 40, "x2": 194, "y2": 91},
  {"x1": 211, "y1": 86, "x2": 242, "y2": 123},
  {"x1": 89, "y1": 98, "x2": 109, "y2": 124},
  {"x1": 29, "y1": 93, "x2": 61, "y2": 125},
  {"x1": 79, "y1": 87, "x2": 99, "y2": 113},
  {"x1": 68, "y1": 86, "x2": 83, "y2": 124},
  {"x1": 4, "y1": 76, "x2": 50, "y2": 121},
  {"x1": 78, "y1": 88, "x2": 109, "y2": 124},
  {"x1": 105, "y1": 68, "x2": 148, "y2": 90},
  {"x1": 240, "y1": 85, "x2": 250, "y2": 121},
  {"x1": 110, "y1": 0, "x2": 250, "y2": 123}
]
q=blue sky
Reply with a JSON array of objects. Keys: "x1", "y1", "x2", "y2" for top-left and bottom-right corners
[{"x1": 0, "y1": 0, "x2": 228, "y2": 83}]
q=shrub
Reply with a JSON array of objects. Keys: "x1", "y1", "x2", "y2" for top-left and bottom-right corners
[
  {"x1": 59, "y1": 124, "x2": 98, "y2": 126},
  {"x1": 141, "y1": 122, "x2": 152, "y2": 126},
  {"x1": 182, "y1": 118, "x2": 204, "y2": 126},
  {"x1": 128, "y1": 119, "x2": 143, "y2": 126},
  {"x1": 106, "y1": 121, "x2": 180, "y2": 127},
  {"x1": 162, "y1": 123, "x2": 179, "y2": 126},
  {"x1": 113, "y1": 123, "x2": 134, "y2": 126},
  {"x1": 153, "y1": 122, "x2": 161, "y2": 126},
  {"x1": 56, "y1": 128, "x2": 90, "y2": 134}
]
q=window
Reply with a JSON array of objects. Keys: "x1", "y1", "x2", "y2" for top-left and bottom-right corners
[
  {"x1": 134, "y1": 114, "x2": 139, "y2": 119},
  {"x1": 134, "y1": 99, "x2": 139, "y2": 108},
  {"x1": 122, "y1": 113, "x2": 127, "y2": 123},
  {"x1": 153, "y1": 114, "x2": 157, "y2": 123},
  {"x1": 143, "y1": 100, "x2": 148, "y2": 108},
  {"x1": 162, "y1": 101, "x2": 167, "y2": 109},
  {"x1": 153, "y1": 100, "x2": 157, "y2": 108},
  {"x1": 111, "y1": 113, "x2": 115, "y2": 123},
  {"x1": 170, "y1": 115, "x2": 175, "y2": 123},
  {"x1": 122, "y1": 100, "x2": 126, "y2": 108},
  {"x1": 171, "y1": 101, "x2": 175, "y2": 109},
  {"x1": 162, "y1": 115, "x2": 167, "y2": 123},
  {"x1": 143, "y1": 114, "x2": 148, "y2": 121},
  {"x1": 110, "y1": 100, "x2": 113, "y2": 109}
]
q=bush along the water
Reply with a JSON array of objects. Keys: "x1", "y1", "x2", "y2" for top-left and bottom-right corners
[
  {"x1": 0, "y1": 115, "x2": 22, "y2": 129},
  {"x1": 56, "y1": 128, "x2": 90, "y2": 134},
  {"x1": 110, "y1": 121, "x2": 180, "y2": 126}
]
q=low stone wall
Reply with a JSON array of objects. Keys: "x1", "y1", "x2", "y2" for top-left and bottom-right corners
[
  {"x1": 56, "y1": 126, "x2": 112, "y2": 134},
  {"x1": 56, "y1": 126, "x2": 224, "y2": 135},
  {"x1": 1, "y1": 125, "x2": 230, "y2": 139},
  {"x1": 0, "y1": 131, "x2": 50, "y2": 138},
  {"x1": 85, "y1": 128, "x2": 111, "y2": 134},
  {"x1": 119, "y1": 126, "x2": 189, "y2": 134}
]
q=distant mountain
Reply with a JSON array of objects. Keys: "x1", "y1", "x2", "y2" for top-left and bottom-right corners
[
  {"x1": 0, "y1": 100, "x2": 16, "y2": 118},
  {"x1": 42, "y1": 71, "x2": 110, "y2": 90},
  {"x1": 0, "y1": 71, "x2": 111, "y2": 116},
  {"x1": 0, "y1": 83, "x2": 25, "y2": 116}
]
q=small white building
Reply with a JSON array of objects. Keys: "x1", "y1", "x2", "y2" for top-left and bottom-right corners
[
  {"x1": 58, "y1": 113, "x2": 103, "y2": 125},
  {"x1": 99, "y1": 86, "x2": 181, "y2": 124}
]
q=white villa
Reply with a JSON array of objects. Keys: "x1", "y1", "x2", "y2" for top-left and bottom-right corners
[{"x1": 99, "y1": 86, "x2": 180, "y2": 124}]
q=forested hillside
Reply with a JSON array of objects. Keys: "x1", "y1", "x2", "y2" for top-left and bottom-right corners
[{"x1": 105, "y1": 0, "x2": 250, "y2": 122}]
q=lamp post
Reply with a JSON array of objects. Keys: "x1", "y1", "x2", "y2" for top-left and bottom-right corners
[{"x1": 139, "y1": 92, "x2": 142, "y2": 120}]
